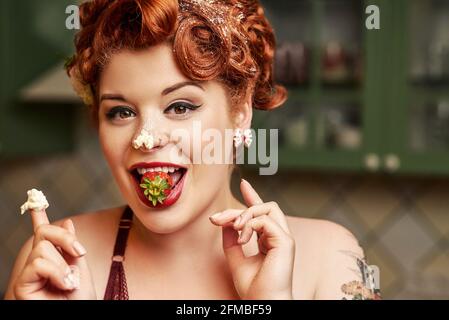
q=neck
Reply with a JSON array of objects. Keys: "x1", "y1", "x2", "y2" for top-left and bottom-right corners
[{"x1": 130, "y1": 184, "x2": 245, "y2": 262}]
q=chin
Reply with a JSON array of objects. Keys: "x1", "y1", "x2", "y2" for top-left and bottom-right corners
[
  {"x1": 133, "y1": 202, "x2": 200, "y2": 234},
  {"x1": 117, "y1": 175, "x2": 196, "y2": 231}
]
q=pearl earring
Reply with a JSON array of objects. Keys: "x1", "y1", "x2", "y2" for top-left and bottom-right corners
[
  {"x1": 234, "y1": 129, "x2": 243, "y2": 148},
  {"x1": 243, "y1": 129, "x2": 253, "y2": 147},
  {"x1": 234, "y1": 128, "x2": 253, "y2": 148}
]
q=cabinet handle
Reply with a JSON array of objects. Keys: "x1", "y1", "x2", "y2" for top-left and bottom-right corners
[
  {"x1": 364, "y1": 153, "x2": 380, "y2": 171},
  {"x1": 384, "y1": 154, "x2": 401, "y2": 172}
]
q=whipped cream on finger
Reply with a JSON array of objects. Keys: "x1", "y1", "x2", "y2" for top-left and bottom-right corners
[{"x1": 20, "y1": 189, "x2": 49, "y2": 215}]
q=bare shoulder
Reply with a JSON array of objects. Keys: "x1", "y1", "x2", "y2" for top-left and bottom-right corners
[
  {"x1": 53, "y1": 205, "x2": 126, "y2": 253},
  {"x1": 53, "y1": 205, "x2": 124, "y2": 232},
  {"x1": 284, "y1": 215, "x2": 361, "y2": 299},
  {"x1": 285, "y1": 215, "x2": 362, "y2": 257},
  {"x1": 285, "y1": 215, "x2": 353, "y2": 242}
]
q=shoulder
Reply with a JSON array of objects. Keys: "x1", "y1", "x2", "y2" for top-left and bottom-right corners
[
  {"x1": 285, "y1": 215, "x2": 364, "y2": 268},
  {"x1": 285, "y1": 215, "x2": 365, "y2": 299},
  {"x1": 53, "y1": 205, "x2": 125, "y2": 242},
  {"x1": 285, "y1": 215, "x2": 359, "y2": 247},
  {"x1": 53, "y1": 206, "x2": 126, "y2": 263}
]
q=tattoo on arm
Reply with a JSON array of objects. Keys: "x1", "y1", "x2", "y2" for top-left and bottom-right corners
[{"x1": 339, "y1": 250, "x2": 382, "y2": 300}]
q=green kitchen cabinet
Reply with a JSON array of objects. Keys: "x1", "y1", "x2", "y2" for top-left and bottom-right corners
[
  {"x1": 384, "y1": 0, "x2": 449, "y2": 175},
  {"x1": 0, "y1": 0, "x2": 78, "y2": 158},
  {"x1": 252, "y1": 0, "x2": 449, "y2": 176},
  {"x1": 1, "y1": 0, "x2": 448, "y2": 176}
]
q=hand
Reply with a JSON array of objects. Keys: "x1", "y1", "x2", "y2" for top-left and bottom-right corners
[
  {"x1": 14, "y1": 208, "x2": 96, "y2": 300},
  {"x1": 209, "y1": 179, "x2": 295, "y2": 300}
]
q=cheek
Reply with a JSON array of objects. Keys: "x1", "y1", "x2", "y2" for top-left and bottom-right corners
[
  {"x1": 188, "y1": 105, "x2": 233, "y2": 184},
  {"x1": 98, "y1": 123, "x2": 132, "y2": 167}
]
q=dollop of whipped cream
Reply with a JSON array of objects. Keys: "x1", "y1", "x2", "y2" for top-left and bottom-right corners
[
  {"x1": 20, "y1": 189, "x2": 49, "y2": 215},
  {"x1": 132, "y1": 129, "x2": 154, "y2": 150}
]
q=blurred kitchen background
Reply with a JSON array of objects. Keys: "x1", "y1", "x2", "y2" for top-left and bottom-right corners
[{"x1": 1, "y1": 0, "x2": 449, "y2": 299}]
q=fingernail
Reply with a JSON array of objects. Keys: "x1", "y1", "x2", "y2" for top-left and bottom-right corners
[
  {"x1": 210, "y1": 212, "x2": 221, "y2": 220},
  {"x1": 63, "y1": 266, "x2": 80, "y2": 290},
  {"x1": 235, "y1": 216, "x2": 242, "y2": 227},
  {"x1": 67, "y1": 219, "x2": 76, "y2": 234},
  {"x1": 73, "y1": 241, "x2": 87, "y2": 256}
]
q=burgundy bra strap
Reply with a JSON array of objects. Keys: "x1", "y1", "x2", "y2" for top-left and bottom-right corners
[{"x1": 103, "y1": 206, "x2": 133, "y2": 300}]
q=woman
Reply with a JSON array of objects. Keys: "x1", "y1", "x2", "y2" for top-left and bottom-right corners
[{"x1": 5, "y1": 0, "x2": 380, "y2": 300}]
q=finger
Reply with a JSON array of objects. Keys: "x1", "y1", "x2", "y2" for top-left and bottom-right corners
[
  {"x1": 63, "y1": 219, "x2": 76, "y2": 235},
  {"x1": 257, "y1": 233, "x2": 269, "y2": 255},
  {"x1": 33, "y1": 224, "x2": 87, "y2": 258},
  {"x1": 27, "y1": 240, "x2": 69, "y2": 270},
  {"x1": 238, "y1": 215, "x2": 293, "y2": 251},
  {"x1": 17, "y1": 258, "x2": 79, "y2": 294},
  {"x1": 30, "y1": 208, "x2": 50, "y2": 232},
  {"x1": 209, "y1": 209, "x2": 244, "y2": 226},
  {"x1": 222, "y1": 226, "x2": 246, "y2": 274},
  {"x1": 234, "y1": 202, "x2": 290, "y2": 232},
  {"x1": 240, "y1": 179, "x2": 263, "y2": 207},
  {"x1": 60, "y1": 219, "x2": 97, "y2": 299}
]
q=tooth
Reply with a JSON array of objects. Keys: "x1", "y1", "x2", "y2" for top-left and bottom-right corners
[
  {"x1": 149, "y1": 168, "x2": 154, "y2": 172},
  {"x1": 154, "y1": 167, "x2": 161, "y2": 172},
  {"x1": 162, "y1": 167, "x2": 169, "y2": 173},
  {"x1": 168, "y1": 167, "x2": 175, "y2": 173},
  {"x1": 137, "y1": 168, "x2": 145, "y2": 175}
]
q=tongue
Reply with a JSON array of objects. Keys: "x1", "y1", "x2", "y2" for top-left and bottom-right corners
[{"x1": 169, "y1": 171, "x2": 183, "y2": 188}]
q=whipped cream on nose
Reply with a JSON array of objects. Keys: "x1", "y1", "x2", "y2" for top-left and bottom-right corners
[
  {"x1": 132, "y1": 129, "x2": 154, "y2": 150},
  {"x1": 20, "y1": 189, "x2": 49, "y2": 215}
]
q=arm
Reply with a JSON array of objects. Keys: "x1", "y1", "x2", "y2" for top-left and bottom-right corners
[{"x1": 314, "y1": 222, "x2": 381, "y2": 300}]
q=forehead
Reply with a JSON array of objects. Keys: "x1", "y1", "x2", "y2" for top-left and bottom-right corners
[
  {"x1": 98, "y1": 43, "x2": 233, "y2": 110},
  {"x1": 99, "y1": 44, "x2": 190, "y2": 94}
]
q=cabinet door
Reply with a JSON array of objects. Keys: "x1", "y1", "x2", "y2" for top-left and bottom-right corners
[
  {"x1": 387, "y1": 0, "x2": 449, "y2": 175},
  {"x1": 0, "y1": 0, "x2": 77, "y2": 157},
  {"x1": 256, "y1": 0, "x2": 374, "y2": 172}
]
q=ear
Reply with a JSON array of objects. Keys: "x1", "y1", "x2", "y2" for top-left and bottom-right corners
[{"x1": 234, "y1": 97, "x2": 253, "y2": 130}]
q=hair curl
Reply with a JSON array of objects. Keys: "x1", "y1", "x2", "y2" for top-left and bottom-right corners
[{"x1": 66, "y1": 0, "x2": 287, "y2": 125}]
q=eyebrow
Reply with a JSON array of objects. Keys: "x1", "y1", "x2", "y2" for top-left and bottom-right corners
[
  {"x1": 100, "y1": 81, "x2": 205, "y2": 102},
  {"x1": 162, "y1": 81, "x2": 205, "y2": 96}
]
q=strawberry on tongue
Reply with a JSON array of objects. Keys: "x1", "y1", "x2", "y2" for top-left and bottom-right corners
[{"x1": 139, "y1": 171, "x2": 173, "y2": 206}]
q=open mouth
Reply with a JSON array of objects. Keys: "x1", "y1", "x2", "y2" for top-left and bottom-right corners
[{"x1": 129, "y1": 163, "x2": 187, "y2": 208}]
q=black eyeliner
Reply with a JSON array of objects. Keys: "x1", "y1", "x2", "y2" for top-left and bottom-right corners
[
  {"x1": 105, "y1": 106, "x2": 135, "y2": 120},
  {"x1": 164, "y1": 102, "x2": 203, "y2": 114}
]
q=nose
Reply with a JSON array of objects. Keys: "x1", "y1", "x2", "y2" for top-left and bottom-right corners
[{"x1": 132, "y1": 127, "x2": 169, "y2": 152}]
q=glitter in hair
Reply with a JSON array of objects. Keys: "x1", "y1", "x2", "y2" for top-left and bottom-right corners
[{"x1": 66, "y1": 0, "x2": 288, "y2": 128}]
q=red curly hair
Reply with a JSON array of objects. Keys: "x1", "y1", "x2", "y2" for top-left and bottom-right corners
[{"x1": 66, "y1": 0, "x2": 287, "y2": 125}]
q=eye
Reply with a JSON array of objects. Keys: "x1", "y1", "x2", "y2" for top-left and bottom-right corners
[
  {"x1": 164, "y1": 102, "x2": 202, "y2": 116},
  {"x1": 105, "y1": 106, "x2": 136, "y2": 121}
]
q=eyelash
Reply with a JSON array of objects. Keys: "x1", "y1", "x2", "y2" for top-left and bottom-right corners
[
  {"x1": 105, "y1": 106, "x2": 136, "y2": 120},
  {"x1": 105, "y1": 102, "x2": 202, "y2": 121},
  {"x1": 164, "y1": 102, "x2": 202, "y2": 116}
]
